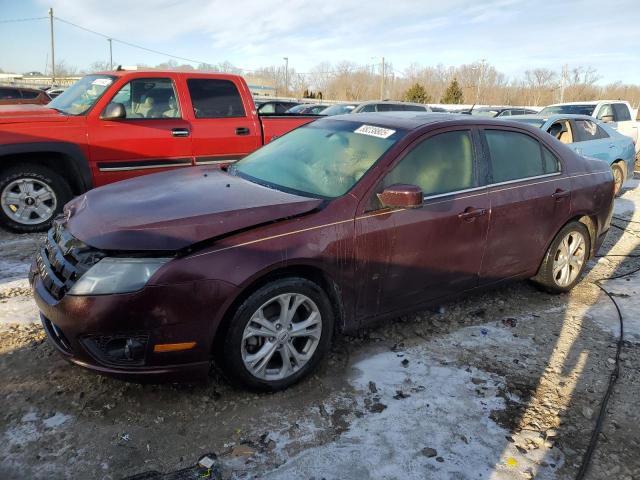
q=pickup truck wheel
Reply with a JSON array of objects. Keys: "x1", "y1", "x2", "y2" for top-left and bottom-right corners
[
  {"x1": 0, "y1": 164, "x2": 72, "y2": 233},
  {"x1": 220, "y1": 277, "x2": 334, "y2": 391},
  {"x1": 611, "y1": 163, "x2": 624, "y2": 197},
  {"x1": 531, "y1": 221, "x2": 590, "y2": 293}
]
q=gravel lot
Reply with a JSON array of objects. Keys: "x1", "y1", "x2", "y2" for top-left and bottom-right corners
[{"x1": 1, "y1": 178, "x2": 639, "y2": 480}]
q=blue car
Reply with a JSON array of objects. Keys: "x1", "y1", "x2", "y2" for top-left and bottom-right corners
[{"x1": 507, "y1": 114, "x2": 635, "y2": 196}]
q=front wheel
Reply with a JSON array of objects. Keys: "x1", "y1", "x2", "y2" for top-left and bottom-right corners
[
  {"x1": 532, "y1": 221, "x2": 590, "y2": 293},
  {"x1": 219, "y1": 277, "x2": 334, "y2": 391},
  {"x1": 0, "y1": 164, "x2": 72, "y2": 233}
]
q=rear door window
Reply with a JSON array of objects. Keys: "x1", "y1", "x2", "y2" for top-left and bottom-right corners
[
  {"x1": 384, "y1": 130, "x2": 476, "y2": 197},
  {"x1": 484, "y1": 130, "x2": 557, "y2": 183},
  {"x1": 574, "y1": 119, "x2": 609, "y2": 141},
  {"x1": 187, "y1": 79, "x2": 246, "y2": 118},
  {"x1": 612, "y1": 103, "x2": 631, "y2": 121}
]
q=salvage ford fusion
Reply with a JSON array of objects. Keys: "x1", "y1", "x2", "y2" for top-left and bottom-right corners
[{"x1": 30, "y1": 113, "x2": 615, "y2": 390}]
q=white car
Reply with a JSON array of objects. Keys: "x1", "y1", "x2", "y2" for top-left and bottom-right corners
[{"x1": 540, "y1": 101, "x2": 639, "y2": 162}]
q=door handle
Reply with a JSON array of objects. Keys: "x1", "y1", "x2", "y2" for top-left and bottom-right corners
[
  {"x1": 552, "y1": 189, "x2": 570, "y2": 200},
  {"x1": 235, "y1": 127, "x2": 250, "y2": 136},
  {"x1": 458, "y1": 207, "x2": 487, "y2": 221},
  {"x1": 171, "y1": 128, "x2": 190, "y2": 137}
]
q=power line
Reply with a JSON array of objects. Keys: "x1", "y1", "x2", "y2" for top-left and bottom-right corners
[{"x1": 0, "y1": 16, "x2": 48, "y2": 24}]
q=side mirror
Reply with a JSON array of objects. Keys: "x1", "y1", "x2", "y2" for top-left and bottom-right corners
[
  {"x1": 100, "y1": 103, "x2": 126, "y2": 120},
  {"x1": 377, "y1": 184, "x2": 423, "y2": 209},
  {"x1": 600, "y1": 114, "x2": 614, "y2": 123}
]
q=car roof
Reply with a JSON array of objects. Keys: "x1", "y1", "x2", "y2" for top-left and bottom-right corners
[
  {"x1": 357, "y1": 100, "x2": 429, "y2": 107},
  {"x1": 545, "y1": 100, "x2": 627, "y2": 107},
  {"x1": 327, "y1": 111, "x2": 537, "y2": 130}
]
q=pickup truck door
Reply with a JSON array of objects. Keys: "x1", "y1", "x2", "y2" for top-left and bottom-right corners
[
  {"x1": 87, "y1": 77, "x2": 194, "y2": 187},
  {"x1": 184, "y1": 78, "x2": 261, "y2": 167},
  {"x1": 596, "y1": 103, "x2": 639, "y2": 149}
]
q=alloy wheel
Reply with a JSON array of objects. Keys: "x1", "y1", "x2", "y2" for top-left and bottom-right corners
[
  {"x1": 1, "y1": 178, "x2": 57, "y2": 225},
  {"x1": 241, "y1": 293, "x2": 322, "y2": 381},
  {"x1": 552, "y1": 231, "x2": 586, "y2": 287}
]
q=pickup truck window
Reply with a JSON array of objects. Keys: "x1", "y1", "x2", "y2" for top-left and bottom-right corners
[
  {"x1": 187, "y1": 79, "x2": 245, "y2": 118},
  {"x1": 612, "y1": 103, "x2": 631, "y2": 121},
  {"x1": 232, "y1": 119, "x2": 406, "y2": 198},
  {"x1": 596, "y1": 104, "x2": 613, "y2": 121},
  {"x1": 48, "y1": 74, "x2": 115, "y2": 115},
  {"x1": 574, "y1": 119, "x2": 609, "y2": 141},
  {"x1": 107, "y1": 78, "x2": 180, "y2": 119}
]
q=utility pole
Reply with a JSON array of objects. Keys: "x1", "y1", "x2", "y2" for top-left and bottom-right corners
[
  {"x1": 475, "y1": 58, "x2": 486, "y2": 104},
  {"x1": 108, "y1": 38, "x2": 113, "y2": 69},
  {"x1": 283, "y1": 57, "x2": 289, "y2": 96},
  {"x1": 380, "y1": 56, "x2": 385, "y2": 100},
  {"x1": 560, "y1": 64, "x2": 567, "y2": 102},
  {"x1": 48, "y1": 7, "x2": 55, "y2": 85}
]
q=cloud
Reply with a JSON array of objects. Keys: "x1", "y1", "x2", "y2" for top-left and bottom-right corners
[{"x1": 35, "y1": 0, "x2": 640, "y2": 82}]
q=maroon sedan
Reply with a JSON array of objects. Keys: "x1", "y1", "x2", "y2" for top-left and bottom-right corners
[{"x1": 30, "y1": 113, "x2": 615, "y2": 390}]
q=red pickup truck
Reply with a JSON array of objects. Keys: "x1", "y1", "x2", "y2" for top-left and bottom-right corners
[{"x1": 0, "y1": 70, "x2": 316, "y2": 232}]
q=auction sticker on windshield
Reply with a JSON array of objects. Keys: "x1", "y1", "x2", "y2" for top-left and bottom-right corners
[{"x1": 354, "y1": 125, "x2": 396, "y2": 139}]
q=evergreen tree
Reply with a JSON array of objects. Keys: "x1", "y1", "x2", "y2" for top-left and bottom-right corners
[
  {"x1": 440, "y1": 78, "x2": 464, "y2": 104},
  {"x1": 403, "y1": 82, "x2": 431, "y2": 103}
]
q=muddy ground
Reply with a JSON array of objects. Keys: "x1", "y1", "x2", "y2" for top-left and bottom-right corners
[{"x1": 1, "y1": 179, "x2": 639, "y2": 480}]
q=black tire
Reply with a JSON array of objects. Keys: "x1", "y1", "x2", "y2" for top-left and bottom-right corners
[
  {"x1": 611, "y1": 163, "x2": 624, "y2": 197},
  {"x1": 218, "y1": 277, "x2": 334, "y2": 391},
  {"x1": 531, "y1": 221, "x2": 591, "y2": 293},
  {"x1": 0, "y1": 163, "x2": 72, "y2": 233}
]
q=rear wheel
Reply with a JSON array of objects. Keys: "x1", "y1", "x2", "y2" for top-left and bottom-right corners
[
  {"x1": 532, "y1": 221, "x2": 590, "y2": 293},
  {"x1": 0, "y1": 164, "x2": 72, "y2": 233},
  {"x1": 219, "y1": 277, "x2": 334, "y2": 391},
  {"x1": 611, "y1": 163, "x2": 624, "y2": 197}
]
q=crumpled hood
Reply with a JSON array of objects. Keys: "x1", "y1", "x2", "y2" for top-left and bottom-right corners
[
  {"x1": 0, "y1": 104, "x2": 68, "y2": 124},
  {"x1": 65, "y1": 168, "x2": 323, "y2": 251}
]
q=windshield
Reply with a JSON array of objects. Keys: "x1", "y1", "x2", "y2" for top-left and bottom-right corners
[
  {"x1": 321, "y1": 104, "x2": 356, "y2": 116},
  {"x1": 507, "y1": 117, "x2": 546, "y2": 127},
  {"x1": 231, "y1": 119, "x2": 406, "y2": 198},
  {"x1": 539, "y1": 104, "x2": 595, "y2": 116},
  {"x1": 48, "y1": 75, "x2": 115, "y2": 115},
  {"x1": 471, "y1": 109, "x2": 499, "y2": 117}
]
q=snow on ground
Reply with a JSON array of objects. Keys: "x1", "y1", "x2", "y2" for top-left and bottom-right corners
[
  {"x1": 587, "y1": 273, "x2": 640, "y2": 342},
  {"x1": 261, "y1": 323, "x2": 563, "y2": 480}
]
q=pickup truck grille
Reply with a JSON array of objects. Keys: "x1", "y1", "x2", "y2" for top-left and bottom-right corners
[{"x1": 36, "y1": 219, "x2": 104, "y2": 300}]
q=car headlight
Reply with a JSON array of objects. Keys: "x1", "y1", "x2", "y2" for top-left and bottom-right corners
[{"x1": 68, "y1": 257, "x2": 171, "y2": 296}]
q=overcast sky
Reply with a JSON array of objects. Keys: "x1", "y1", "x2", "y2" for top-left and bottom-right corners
[{"x1": 1, "y1": 0, "x2": 639, "y2": 83}]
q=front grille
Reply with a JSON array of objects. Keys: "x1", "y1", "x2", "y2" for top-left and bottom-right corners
[{"x1": 36, "y1": 219, "x2": 104, "y2": 299}]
